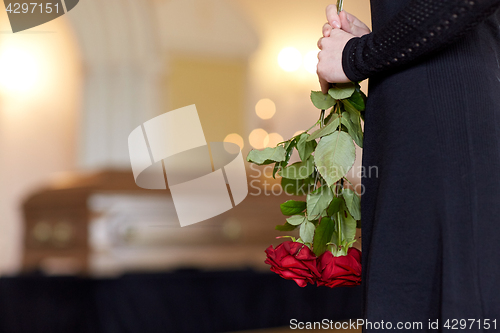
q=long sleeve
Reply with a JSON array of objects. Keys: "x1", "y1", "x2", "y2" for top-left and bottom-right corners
[{"x1": 342, "y1": 0, "x2": 500, "y2": 82}]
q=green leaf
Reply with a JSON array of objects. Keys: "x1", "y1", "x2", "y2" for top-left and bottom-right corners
[
  {"x1": 281, "y1": 177, "x2": 313, "y2": 196},
  {"x1": 327, "y1": 196, "x2": 343, "y2": 216},
  {"x1": 287, "y1": 215, "x2": 306, "y2": 226},
  {"x1": 328, "y1": 230, "x2": 343, "y2": 256},
  {"x1": 332, "y1": 205, "x2": 357, "y2": 243},
  {"x1": 300, "y1": 220, "x2": 315, "y2": 244},
  {"x1": 328, "y1": 83, "x2": 356, "y2": 100},
  {"x1": 310, "y1": 91, "x2": 336, "y2": 110},
  {"x1": 307, "y1": 174, "x2": 317, "y2": 186},
  {"x1": 280, "y1": 200, "x2": 307, "y2": 216},
  {"x1": 314, "y1": 131, "x2": 356, "y2": 187},
  {"x1": 296, "y1": 133, "x2": 317, "y2": 161},
  {"x1": 307, "y1": 115, "x2": 340, "y2": 142},
  {"x1": 247, "y1": 146, "x2": 286, "y2": 165},
  {"x1": 284, "y1": 139, "x2": 296, "y2": 163},
  {"x1": 279, "y1": 156, "x2": 314, "y2": 179},
  {"x1": 342, "y1": 100, "x2": 362, "y2": 126},
  {"x1": 273, "y1": 139, "x2": 297, "y2": 178},
  {"x1": 330, "y1": 230, "x2": 339, "y2": 246},
  {"x1": 340, "y1": 207, "x2": 357, "y2": 243},
  {"x1": 330, "y1": 239, "x2": 356, "y2": 257},
  {"x1": 272, "y1": 162, "x2": 280, "y2": 179},
  {"x1": 312, "y1": 217, "x2": 335, "y2": 257},
  {"x1": 307, "y1": 186, "x2": 334, "y2": 220},
  {"x1": 324, "y1": 111, "x2": 334, "y2": 125},
  {"x1": 342, "y1": 189, "x2": 361, "y2": 220},
  {"x1": 341, "y1": 112, "x2": 364, "y2": 148},
  {"x1": 348, "y1": 90, "x2": 366, "y2": 111},
  {"x1": 329, "y1": 205, "x2": 358, "y2": 256},
  {"x1": 275, "y1": 222, "x2": 298, "y2": 231}
]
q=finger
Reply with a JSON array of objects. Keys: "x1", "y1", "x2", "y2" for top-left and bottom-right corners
[
  {"x1": 326, "y1": 4, "x2": 341, "y2": 29},
  {"x1": 317, "y1": 37, "x2": 324, "y2": 50},
  {"x1": 339, "y1": 11, "x2": 371, "y2": 37},
  {"x1": 319, "y1": 76, "x2": 331, "y2": 95},
  {"x1": 322, "y1": 22, "x2": 333, "y2": 37}
]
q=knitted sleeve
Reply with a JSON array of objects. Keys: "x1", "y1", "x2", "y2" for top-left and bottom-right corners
[{"x1": 342, "y1": 0, "x2": 500, "y2": 81}]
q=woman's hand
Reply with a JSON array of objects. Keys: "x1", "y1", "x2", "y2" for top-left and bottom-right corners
[
  {"x1": 317, "y1": 29, "x2": 356, "y2": 93},
  {"x1": 324, "y1": 7, "x2": 371, "y2": 38},
  {"x1": 317, "y1": 6, "x2": 371, "y2": 93}
]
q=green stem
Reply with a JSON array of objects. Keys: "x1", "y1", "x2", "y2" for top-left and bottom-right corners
[
  {"x1": 335, "y1": 101, "x2": 342, "y2": 132},
  {"x1": 343, "y1": 177, "x2": 354, "y2": 187},
  {"x1": 337, "y1": 211, "x2": 342, "y2": 249},
  {"x1": 305, "y1": 118, "x2": 322, "y2": 133},
  {"x1": 276, "y1": 112, "x2": 324, "y2": 145},
  {"x1": 320, "y1": 109, "x2": 325, "y2": 128},
  {"x1": 337, "y1": 0, "x2": 344, "y2": 13}
]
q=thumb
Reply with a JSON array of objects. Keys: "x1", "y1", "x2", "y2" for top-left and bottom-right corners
[
  {"x1": 326, "y1": 4, "x2": 342, "y2": 29},
  {"x1": 319, "y1": 77, "x2": 331, "y2": 95},
  {"x1": 339, "y1": 11, "x2": 371, "y2": 37}
]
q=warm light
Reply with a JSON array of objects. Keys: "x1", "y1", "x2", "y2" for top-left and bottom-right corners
[
  {"x1": 224, "y1": 133, "x2": 244, "y2": 150},
  {"x1": 255, "y1": 98, "x2": 276, "y2": 120},
  {"x1": 293, "y1": 130, "x2": 305, "y2": 137},
  {"x1": 0, "y1": 46, "x2": 39, "y2": 93},
  {"x1": 266, "y1": 133, "x2": 284, "y2": 147},
  {"x1": 249, "y1": 128, "x2": 269, "y2": 149},
  {"x1": 304, "y1": 50, "x2": 319, "y2": 74},
  {"x1": 278, "y1": 47, "x2": 302, "y2": 72}
]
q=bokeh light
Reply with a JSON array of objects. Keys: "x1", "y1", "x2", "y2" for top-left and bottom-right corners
[
  {"x1": 255, "y1": 98, "x2": 276, "y2": 120},
  {"x1": 304, "y1": 50, "x2": 319, "y2": 74},
  {"x1": 265, "y1": 133, "x2": 284, "y2": 148},
  {"x1": 224, "y1": 133, "x2": 244, "y2": 150},
  {"x1": 293, "y1": 130, "x2": 305, "y2": 137},
  {"x1": 278, "y1": 47, "x2": 302, "y2": 72},
  {"x1": 249, "y1": 128, "x2": 269, "y2": 149},
  {"x1": 0, "y1": 46, "x2": 39, "y2": 93}
]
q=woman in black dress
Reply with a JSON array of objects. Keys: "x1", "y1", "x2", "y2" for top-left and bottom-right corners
[{"x1": 318, "y1": 0, "x2": 500, "y2": 330}]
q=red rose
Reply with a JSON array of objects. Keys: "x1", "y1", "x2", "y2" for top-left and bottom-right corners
[
  {"x1": 265, "y1": 241, "x2": 321, "y2": 287},
  {"x1": 317, "y1": 247, "x2": 362, "y2": 288}
]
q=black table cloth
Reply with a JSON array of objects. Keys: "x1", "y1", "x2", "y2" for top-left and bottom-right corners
[{"x1": 0, "y1": 269, "x2": 362, "y2": 333}]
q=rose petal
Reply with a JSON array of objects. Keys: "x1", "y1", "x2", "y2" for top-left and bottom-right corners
[
  {"x1": 316, "y1": 248, "x2": 362, "y2": 288},
  {"x1": 264, "y1": 241, "x2": 321, "y2": 287},
  {"x1": 292, "y1": 278, "x2": 308, "y2": 287}
]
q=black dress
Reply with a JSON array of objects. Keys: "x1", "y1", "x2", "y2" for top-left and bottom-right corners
[{"x1": 341, "y1": 0, "x2": 500, "y2": 330}]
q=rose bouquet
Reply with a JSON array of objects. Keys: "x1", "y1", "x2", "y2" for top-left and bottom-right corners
[
  {"x1": 247, "y1": 1, "x2": 365, "y2": 288},
  {"x1": 247, "y1": 81, "x2": 365, "y2": 287}
]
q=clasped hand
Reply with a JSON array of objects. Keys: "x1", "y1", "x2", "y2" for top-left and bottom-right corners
[{"x1": 317, "y1": 5, "x2": 371, "y2": 93}]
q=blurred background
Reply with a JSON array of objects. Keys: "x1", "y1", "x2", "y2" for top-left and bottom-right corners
[{"x1": 0, "y1": 0, "x2": 371, "y2": 332}]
